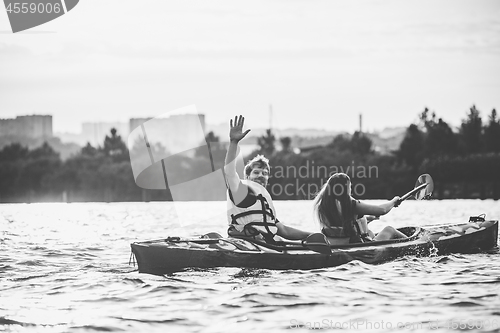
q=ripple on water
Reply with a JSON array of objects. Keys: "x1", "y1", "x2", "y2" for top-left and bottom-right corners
[
  {"x1": 449, "y1": 301, "x2": 483, "y2": 307},
  {"x1": 16, "y1": 259, "x2": 45, "y2": 266},
  {"x1": 111, "y1": 316, "x2": 186, "y2": 324},
  {"x1": 0, "y1": 317, "x2": 36, "y2": 327},
  {"x1": 232, "y1": 268, "x2": 270, "y2": 279},
  {"x1": 8, "y1": 274, "x2": 50, "y2": 282},
  {"x1": 1, "y1": 201, "x2": 499, "y2": 333},
  {"x1": 69, "y1": 325, "x2": 124, "y2": 332}
]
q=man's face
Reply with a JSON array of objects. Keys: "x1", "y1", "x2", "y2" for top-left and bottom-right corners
[{"x1": 248, "y1": 166, "x2": 269, "y2": 187}]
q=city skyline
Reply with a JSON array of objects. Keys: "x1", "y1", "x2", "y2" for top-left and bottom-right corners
[
  {"x1": 1, "y1": 104, "x2": 497, "y2": 137},
  {"x1": 1, "y1": 0, "x2": 499, "y2": 134},
  {"x1": 0, "y1": 112, "x2": 407, "y2": 138}
]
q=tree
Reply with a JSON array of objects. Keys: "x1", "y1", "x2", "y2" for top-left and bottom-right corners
[
  {"x1": 460, "y1": 105, "x2": 483, "y2": 154},
  {"x1": 102, "y1": 128, "x2": 128, "y2": 161},
  {"x1": 328, "y1": 132, "x2": 371, "y2": 155},
  {"x1": 397, "y1": 124, "x2": 424, "y2": 169},
  {"x1": 81, "y1": 143, "x2": 98, "y2": 157},
  {"x1": 0, "y1": 143, "x2": 29, "y2": 162},
  {"x1": 350, "y1": 131, "x2": 372, "y2": 155},
  {"x1": 0, "y1": 143, "x2": 29, "y2": 199},
  {"x1": 202, "y1": 131, "x2": 226, "y2": 170},
  {"x1": 484, "y1": 109, "x2": 500, "y2": 153},
  {"x1": 329, "y1": 134, "x2": 351, "y2": 152},
  {"x1": 425, "y1": 118, "x2": 458, "y2": 156},
  {"x1": 280, "y1": 136, "x2": 292, "y2": 153},
  {"x1": 18, "y1": 143, "x2": 62, "y2": 195},
  {"x1": 418, "y1": 109, "x2": 458, "y2": 157},
  {"x1": 257, "y1": 129, "x2": 276, "y2": 156},
  {"x1": 27, "y1": 142, "x2": 59, "y2": 160},
  {"x1": 204, "y1": 131, "x2": 220, "y2": 144},
  {"x1": 418, "y1": 107, "x2": 436, "y2": 131}
]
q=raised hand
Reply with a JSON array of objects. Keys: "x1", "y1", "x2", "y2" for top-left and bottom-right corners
[{"x1": 229, "y1": 115, "x2": 251, "y2": 142}]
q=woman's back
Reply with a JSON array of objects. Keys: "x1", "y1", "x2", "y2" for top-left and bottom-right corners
[
  {"x1": 314, "y1": 173, "x2": 359, "y2": 243},
  {"x1": 315, "y1": 172, "x2": 406, "y2": 243}
]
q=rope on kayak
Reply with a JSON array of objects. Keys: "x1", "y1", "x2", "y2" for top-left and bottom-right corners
[{"x1": 129, "y1": 251, "x2": 136, "y2": 267}]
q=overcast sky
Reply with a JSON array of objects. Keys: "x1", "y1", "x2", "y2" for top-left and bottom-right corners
[{"x1": 1, "y1": 0, "x2": 499, "y2": 134}]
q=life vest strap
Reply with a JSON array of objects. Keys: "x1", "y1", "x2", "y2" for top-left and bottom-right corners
[
  {"x1": 230, "y1": 210, "x2": 275, "y2": 224},
  {"x1": 353, "y1": 221, "x2": 372, "y2": 243},
  {"x1": 244, "y1": 222, "x2": 277, "y2": 243}
]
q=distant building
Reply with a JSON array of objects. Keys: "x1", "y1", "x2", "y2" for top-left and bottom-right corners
[
  {"x1": 0, "y1": 115, "x2": 52, "y2": 139},
  {"x1": 57, "y1": 114, "x2": 208, "y2": 149},
  {"x1": 129, "y1": 114, "x2": 206, "y2": 154}
]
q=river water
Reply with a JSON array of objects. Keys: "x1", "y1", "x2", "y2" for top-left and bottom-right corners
[{"x1": 1, "y1": 200, "x2": 499, "y2": 332}]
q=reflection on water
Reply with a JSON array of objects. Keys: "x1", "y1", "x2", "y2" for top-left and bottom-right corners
[{"x1": 0, "y1": 200, "x2": 499, "y2": 332}]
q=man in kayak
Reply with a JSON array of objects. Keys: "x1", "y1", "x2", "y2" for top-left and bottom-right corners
[
  {"x1": 314, "y1": 172, "x2": 407, "y2": 244},
  {"x1": 224, "y1": 115, "x2": 312, "y2": 243}
]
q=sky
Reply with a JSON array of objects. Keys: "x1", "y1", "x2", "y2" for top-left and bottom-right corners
[{"x1": 1, "y1": 0, "x2": 499, "y2": 134}]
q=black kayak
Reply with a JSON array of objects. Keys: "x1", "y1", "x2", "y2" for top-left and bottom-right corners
[{"x1": 130, "y1": 219, "x2": 498, "y2": 275}]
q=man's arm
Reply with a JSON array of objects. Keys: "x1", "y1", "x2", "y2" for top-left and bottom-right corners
[
  {"x1": 224, "y1": 140, "x2": 242, "y2": 194},
  {"x1": 224, "y1": 116, "x2": 251, "y2": 201}
]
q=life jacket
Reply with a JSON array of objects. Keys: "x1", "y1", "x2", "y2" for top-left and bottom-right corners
[
  {"x1": 226, "y1": 180, "x2": 278, "y2": 243},
  {"x1": 320, "y1": 199, "x2": 370, "y2": 244},
  {"x1": 322, "y1": 225, "x2": 362, "y2": 244},
  {"x1": 321, "y1": 225, "x2": 350, "y2": 245}
]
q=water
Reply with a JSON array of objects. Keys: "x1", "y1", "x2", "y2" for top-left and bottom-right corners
[{"x1": 1, "y1": 200, "x2": 499, "y2": 332}]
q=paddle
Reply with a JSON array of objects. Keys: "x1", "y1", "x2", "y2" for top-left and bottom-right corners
[
  {"x1": 162, "y1": 233, "x2": 263, "y2": 251},
  {"x1": 395, "y1": 174, "x2": 434, "y2": 207}
]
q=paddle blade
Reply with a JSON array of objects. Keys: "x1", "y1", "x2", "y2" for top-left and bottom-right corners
[
  {"x1": 395, "y1": 173, "x2": 435, "y2": 207},
  {"x1": 304, "y1": 233, "x2": 332, "y2": 255},
  {"x1": 414, "y1": 174, "x2": 434, "y2": 200}
]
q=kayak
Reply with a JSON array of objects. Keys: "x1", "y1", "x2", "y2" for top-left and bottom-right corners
[{"x1": 130, "y1": 219, "x2": 498, "y2": 275}]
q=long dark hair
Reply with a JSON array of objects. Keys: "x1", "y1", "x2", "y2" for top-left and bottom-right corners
[{"x1": 314, "y1": 173, "x2": 354, "y2": 236}]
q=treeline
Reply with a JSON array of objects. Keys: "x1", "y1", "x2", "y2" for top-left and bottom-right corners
[
  {"x1": 0, "y1": 129, "x2": 169, "y2": 202},
  {"x1": 256, "y1": 106, "x2": 500, "y2": 200},
  {"x1": 0, "y1": 106, "x2": 499, "y2": 203},
  {"x1": 401, "y1": 107, "x2": 500, "y2": 198},
  {"x1": 0, "y1": 134, "x2": 80, "y2": 160}
]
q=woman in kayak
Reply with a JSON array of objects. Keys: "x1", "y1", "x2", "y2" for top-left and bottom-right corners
[{"x1": 314, "y1": 172, "x2": 407, "y2": 244}]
